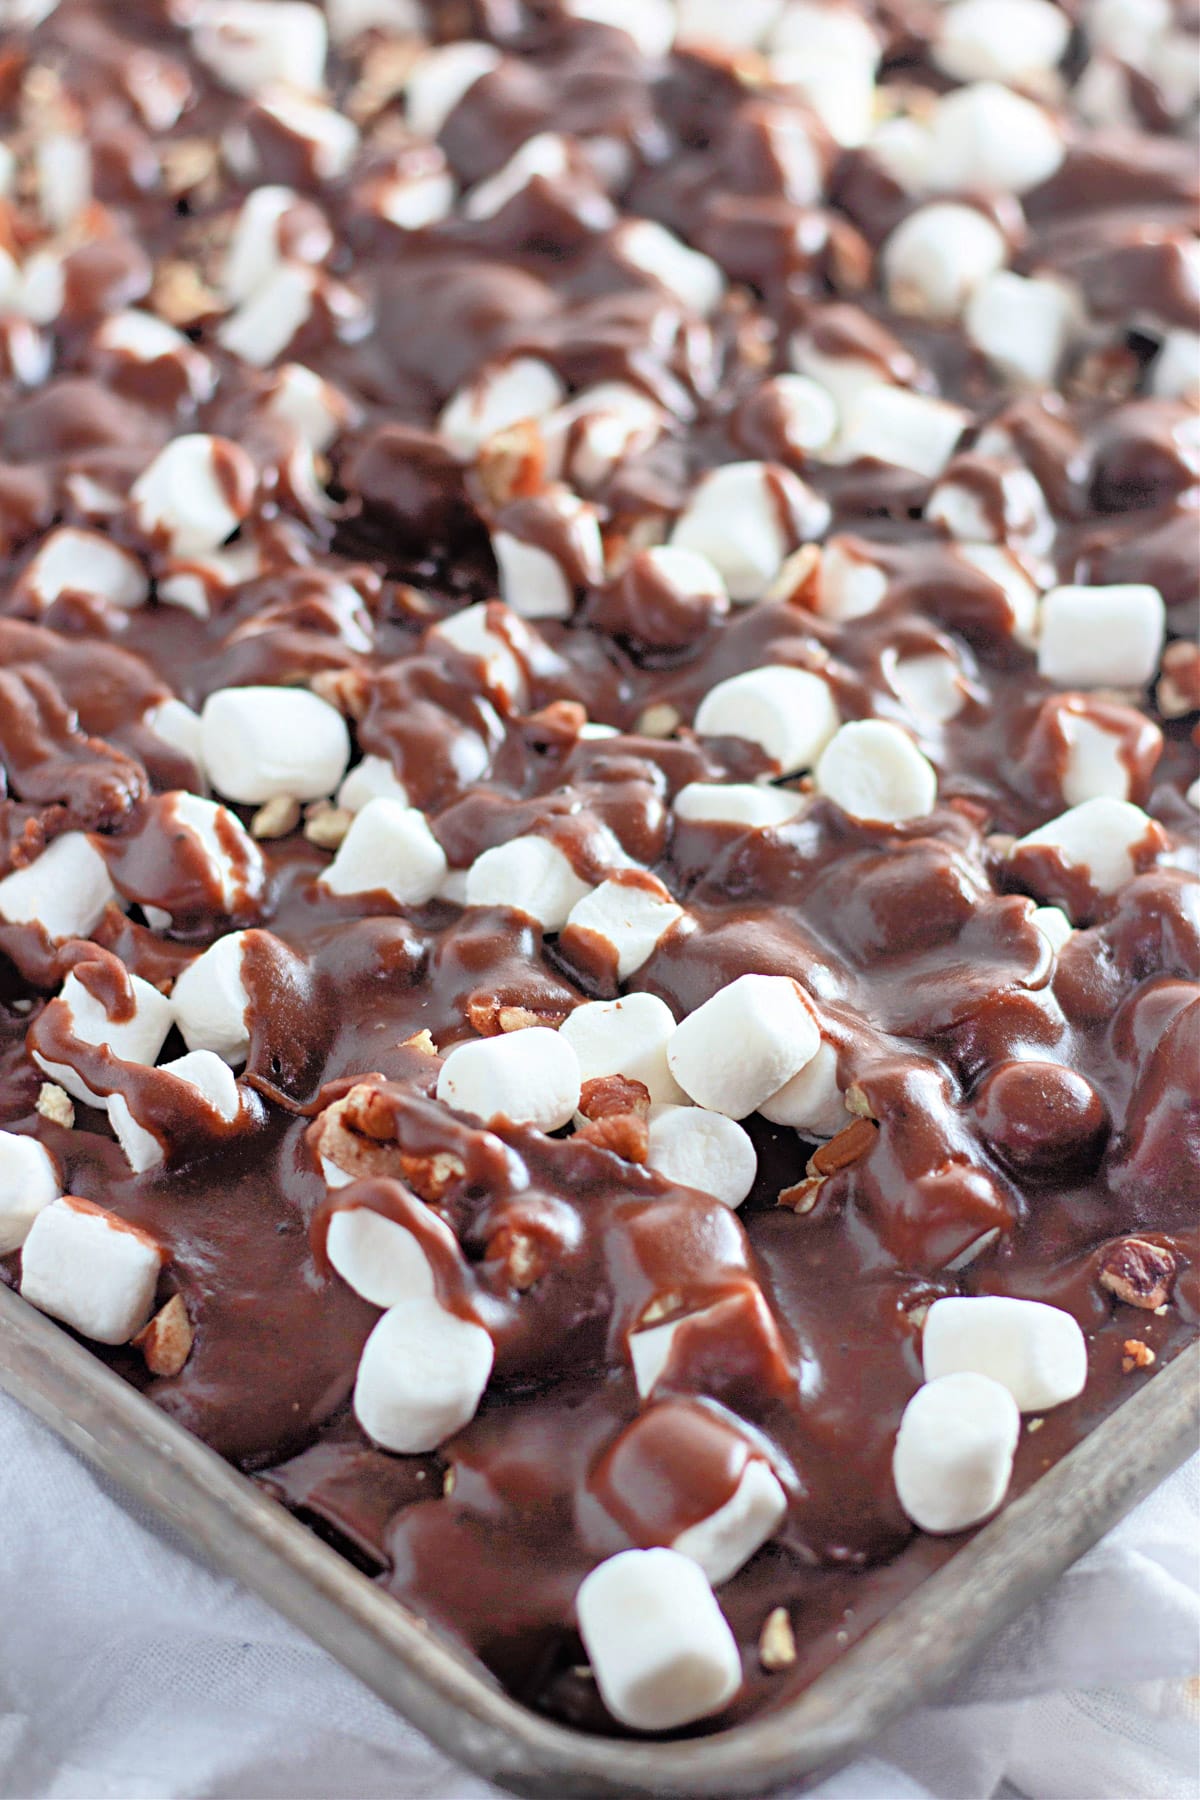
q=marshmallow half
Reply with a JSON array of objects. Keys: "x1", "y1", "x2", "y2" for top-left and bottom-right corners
[
  {"x1": 20, "y1": 1196, "x2": 163, "y2": 1345},
  {"x1": 0, "y1": 833, "x2": 116, "y2": 944},
  {"x1": 0, "y1": 1131, "x2": 61, "y2": 1256}
]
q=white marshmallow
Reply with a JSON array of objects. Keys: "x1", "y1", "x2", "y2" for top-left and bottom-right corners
[
  {"x1": 431, "y1": 603, "x2": 528, "y2": 711},
  {"x1": 888, "y1": 651, "x2": 967, "y2": 724},
  {"x1": 354, "y1": 1297, "x2": 494, "y2": 1452},
  {"x1": 615, "y1": 219, "x2": 726, "y2": 316},
  {"x1": 20, "y1": 528, "x2": 148, "y2": 612},
  {"x1": 108, "y1": 1050, "x2": 241, "y2": 1175},
  {"x1": 834, "y1": 385, "x2": 969, "y2": 479},
  {"x1": 790, "y1": 337, "x2": 896, "y2": 420},
  {"x1": 0, "y1": 832, "x2": 116, "y2": 944},
  {"x1": 546, "y1": 383, "x2": 665, "y2": 488},
  {"x1": 1151, "y1": 330, "x2": 1200, "y2": 401},
  {"x1": 327, "y1": 1206, "x2": 438, "y2": 1308},
  {"x1": 131, "y1": 435, "x2": 252, "y2": 558},
  {"x1": 1038, "y1": 585, "x2": 1165, "y2": 689},
  {"x1": 438, "y1": 357, "x2": 565, "y2": 461},
  {"x1": 1060, "y1": 713, "x2": 1131, "y2": 806},
  {"x1": 883, "y1": 205, "x2": 1007, "y2": 323},
  {"x1": 868, "y1": 115, "x2": 937, "y2": 195},
  {"x1": 576, "y1": 1548, "x2": 742, "y2": 1733},
  {"x1": 675, "y1": 0, "x2": 782, "y2": 46},
  {"x1": 645, "y1": 1103, "x2": 757, "y2": 1208},
  {"x1": 266, "y1": 362, "x2": 352, "y2": 452},
  {"x1": 191, "y1": 0, "x2": 326, "y2": 95},
  {"x1": 923, "y1": 1295, "x2": 1088, "y2": 1412},
  {"x1": 1084, "y1": 0, "x2": 1169, "y2": 60},
  {"x1": 927, "y1": 81, "x2": 1065, "y2": 195},
  {"x1": 1030, "y1": 904, "x2": 1073, "y2": 954},
  {"x1": 564, "y1": 0, "x2": 676, "y2": 58},
  {"x1": 33, "y1": 970, "x2": 174, "y2": 1110},
  {"x1": 16, "y1": 249, "x2": 65, "y2": 326},
  {"x1": 157, "y1": 540, "x2": 263, "y2": 621},
  {"x1": 934, "y1": 0, "x2": 1070, "y2": 83},
  {"x1": 201, "y1": 685, "x2": 350, "y2": 804},
  {"x1": 673, "y1": 1459, "x2": 788, "y2": 1584},
  {"x1": 253, "y1": 91, "x2": 359, "y2": 180},
  {"x1": 374, "y1": 164, "x2": 456, "y2": 230},
  {"x1": 1013, "y1": 797, "x2": 1157, "y2": 896},
  {"x1": 0, "y1": 1132, "x2": 60, "y2": 1256},
  {"x1": 20, "y1": 1196, "x2": 163, "y2": 1346},
  {"x1": 466, "y1": 836, "x2": 592, "y2": 932},
  {"x1": 817, "y1": 539, "x2": 888, "y2": 621},
  {"x1": 757, "y1": 1038, "x2": 847, "y2": 1137},
  {"x1": 171, "y1": 932, "x2": 252, "y2": 1065},
  {"x1": 667, "y1": 973, "x2": 820, "y2": 1119},
  {"x1": 325, "y1": 0, "x2": 420, "y2": 38},
  {"x1": 893, "y1": 1371, "x2": 1020, "y2": 1534},
  {"x1": 694, "y1": 666, "x2": 840, "y2": 776},
  {"x1": 320, "y1": 798, "x2": 447, "y2": 907},
  {"x1": 494, "y1": 499, "x2": 604, "y2": 622},
  {"x1": 965, "y1": 270, "x2": 1079, "y2": 388},
  {"x1": 336, "y1": 755, "x2": 409, "y2": 814},
  {"x1": 437, "y1": 1028, "x2": 581, "y2": 1132},
  {"x1": 958, "y1": 544, "x2": 1040, "y2": 645},
  {"x1": 673, "y1": 782, "x2": 805, "y2": 830},
  {"x1": 561, "y1": 993, "x2": 687, "y2": 1107},
  {"x1": 927, "y1": 466, "x2": 1051, "y2": 550},
  {"x1": 217, "y1": 264, "x2": 316, "y2": 368},
  {"x1": 97, "y1": 310, "x2": 213, "y2": 397},
  {"x1": 223, "y1": 186, "x2": 319, "y2": 305},
  {"x1": 670, "y1": 462, "x2": 824, "y2": 603},
  {"x1": 464, "y1": 133, "x2": 573, "y2": 222},
  {"x1": 816, "y1": 720, "x2": 939, "y2": 825},
  {"x1": 564, "y1": 877, "x2": 683, "y2": 979},
  {"x1": 760, "y1": 374, "x2": 839, "y2": 457},
  {"x1": 36, "y1": 133, "x2": 91, "y2": 233},
  {"x1": 770, "y1": 20, "x2": 878, "y2": 149},
  {"x1": 158, "y1": 792, "x2": 265, "y2": 917},
  {"x1": 405, "y1": 42, "x2": 502, "y2": 140}
]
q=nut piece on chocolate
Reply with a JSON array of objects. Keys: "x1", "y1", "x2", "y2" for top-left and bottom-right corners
[{"x1": 1098, "y1": 1239, "x2": 1176, "y2": 1312}]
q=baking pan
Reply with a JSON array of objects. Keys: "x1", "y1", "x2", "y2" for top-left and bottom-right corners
[{"x1": 1, "y1": 1286, "x2": 1195, "y2": 1799}]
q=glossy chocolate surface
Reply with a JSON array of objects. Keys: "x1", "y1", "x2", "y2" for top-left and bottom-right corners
[{"x1": 0, "y1": 0, "x2": 1197, "y2": 1738}]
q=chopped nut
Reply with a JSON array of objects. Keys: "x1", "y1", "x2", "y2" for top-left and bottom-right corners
[
  {"x1": 1066, "y1": 345, "x2": 1139, "y2": 403},
  {"x1": 303, "y1": 801, "x2": 353, "y2": 849},
  {"x1": 1027, "y1": 1416, "x2": 1044, "y2": 1432},
  {"x1": 636, "y1": 702, "x2": 680, "y2": 739},
  {"x1": 347, "y1": 37, "x2": 423, "y2": 123},
  {"x1": 777, "y1": 1174, "x2": 824, "y2": 1214},
  {"x1": 843, "y1": 1083, "x2": 874, "y2": 1119},
  {"x1": 132, "y1": 1293, "x2": 194, "y2": 1377},
  {"x1": 312, "y1": 1083, "x2": 466, "y2": 1199},
  {"x1": 476, "y1": 419, "x2": 547, "y2": 507},
  {"x1": 497, "y1": 1005, "x2": 549, "y2": 1033},
  {"x1": 160, "y1": 137, "x2": 220, "y2": 201},
  {"x1": 1122, "y1": 1338, "x2": 1156, "y2": 1373},
  {"x1": 309, "y1": 668, "x2": 371, "y2": 718},
  {"x1": 578, "y1": 1074, "x2": 652, "y2": 1122},
  {"x1": 808, "y1": 1116, "x2": 878, "y2": 1177},
  {"x1": 766, "y1": 542, "x2": 821, "y2": 607},
  {"x1": 151, "y1": 259, "x2": 218, "y2": 327},
  {"x1": 1157, "y1": 642, "x2": 1200, "y2": 719},
  {"x1": 758, "y1": 1606, "x2": 797, "y2": 1671},
  {"x1": 640, "y1": 1290, "x2": 683, "y2": 1326},
  {"x1": 401, "y1": 1029, "x2": 438, "y2": 1057},
  {"x1": 465, "y1": 993, "x2": 572, "y2": 1037},
  {"x1": 442, "y1": 1464, "x2": 456, "y2": 1497},
  {"x1": 36, "y1": 1082, "x2": 74, "y2": 1128},
  {"x1": 251, "y1": 794, "x2": 301, "y2": 839},
  {"x1": 828, "y1": 218, "x2": 873, "y2": 295},
  {"x1": 489, "y1": 1225, "x2": 546, "y2": 1291},
  {"x1": 575, "y1": 1110, "x2": 649, "y2": 1162},
  {"x1": 1099, "y1": 1238, "x2": 1176, "y2": 1312}
]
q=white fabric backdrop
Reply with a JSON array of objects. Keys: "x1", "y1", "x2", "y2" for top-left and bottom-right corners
[{"x1": 0, "y1": 1390, "x2": 1196, "y2": 1800}]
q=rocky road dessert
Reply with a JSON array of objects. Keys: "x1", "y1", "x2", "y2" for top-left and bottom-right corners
[{"x1": 0, "y1": 0, "x2": 1197, "y2": 1742}]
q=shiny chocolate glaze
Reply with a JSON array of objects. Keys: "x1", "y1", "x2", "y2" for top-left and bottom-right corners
[{"x1": 0, "y1": 0, "x2": 1197, "y2": 1740}]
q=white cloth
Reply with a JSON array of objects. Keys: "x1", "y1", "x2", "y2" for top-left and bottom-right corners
[{"x1": 0, "y1": 1391, "x2": 1196, "y2": 1800}]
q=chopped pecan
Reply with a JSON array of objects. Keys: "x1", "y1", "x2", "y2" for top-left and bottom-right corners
[
  {"x1": 133, "y1": 1294, "x2": 194, "y2": 1377},
  {"x1": 843, "y1": 1083, "x2": 874, "y2": 1119},
  {"x1": 578, "y1": 1075, "x2": 652, "y2": 1122},
  {"x1": 777, "y1": 1175, "x2": 824, "y2": 1214},
  {"x1": 488, "y1": 1225, "x2": 547, "y2": 1292},
  {"x1": 303, "y1": 800, "x2": 353, "y2": 849},
  {"x1": 476, "y1": 418, "x2": 547, "y2": 506},
  {"x1": 1122, "y1": 1338, "x2": 1156, "y2": 1373},
  {"x1": 1099, "y1": 1238, "x2": 1176, "y2": 1311},
  {"x1": 808, "y1": 1117, "x2": 878, "y2": 1177},
  {"x1": 636, "y1": 702, "x2": 680, "y2": 738},
  {"x1": 35, "y1": 1082, "x2": 74, "y2": 1128},
  {"x1": 759, "y1": 1606, "x2": 797, "y2": 1671},
  {"x1": 401, "y1": 1029, "x2": 438, "y2": 1057},
  {"x1": 466, "y1": 993, "x2": 572, "y2": 1036},
  {"x1": 250, "y1": 794, "x2": 301, "y2": 839},
  {"x1": 575, "y1": 1110, "x2": 649, "y2": 1163},
  {"x1": 314, "y1": 1084, "x2": 466, "y2": 1200},
  {"x1": 309, "y1": 668, "x2": 371, "y2": 719},
  {"x1": 1158, "y1": 641, "x2": 1200, "y2": 719}
]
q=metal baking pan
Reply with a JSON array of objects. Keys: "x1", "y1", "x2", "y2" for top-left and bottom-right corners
[{"x1": 0, "y1": 1284, "x2": 1194, "y2": 1799}]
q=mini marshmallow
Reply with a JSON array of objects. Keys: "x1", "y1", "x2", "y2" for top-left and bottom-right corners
[
  {"x1": 327, "y1": 1206, "x2": 437, "y2": 1308},
  {"x1": 336, "y1": 755, "x2": 409, "y2": 814},
  {"x1": 546, "y1": 382, "x2": 665, "y2": 488},
  {"x1": 757, "y1": 1038, "x2": 847, "y2": 1138},
  {"x1": 404, "y1": 41, "x2": 502, "y2": 141},
  {"x1": 320, "y1": 798, "x2": 447, "y2": 907},
  {"x1": 675, "y1": 0, "x2": 782, "y2": 46},
  {"x1": 97, "y1": 310, "x2": 214, "y2": 396},
  {"x1": 253, "y1": 90, "x2": 359, "y2": 180},
  {"x1": 769, "y1": 7, "x2": 879, "y2": 148},
  {"x1": 266, "y1": 362, "x2": 354, "y2": 452},
  {"x1": 431, "y1": 603, "x2": 528, "y2": 711},
  {"x1": 171, "y1": 932, "x2": 252, "y2": 1065},
  {"x1": 958, "y1": 544, "x2": 1040, "y2": 645},
  {"x1": 465, "y1": 836, "x2": 592, "y2": 932},
  {"x1": 927, "y1": 466, "x2": 1051, "y2": 550},
  {"x1": 561, "y1": 993, "x2": 687, "y2": 1107},
  {"x1": 927, "y1": 81, "x2": 1065, "y2": 195},
  {"x1": 36, "y1": 133, "x2": 91, "y2": 233},
  {"x1": 893, "y1": 1371, "x2": 1020, "y2": 1534},
  {"x1": 934, "y1": 0, "x2": 1071, "y2": 83},
  {"x1": 694, "y1": 666, "x2": 840, "y2": 776},
  {"x1": 1038, "y1": 585, "x2": 1165, "y2": 690},
  {"x1": 437, "y1": 1028, "x2": 581, "y2": 1132},
  {"x1": 373, "y1": 164, "x2": 456, "y2": 230},
  {"x1": 108, "y1": 1050, "x2": 241, "y2": 1175},
  {"x1": 667, "y1": 974, "x2": 819, "y2": 1119},
  {"x1": 1013, "y1": 797, "x2": 1157, "y2": 896},
  {"x1": 20, "y1": 1196, "x2": 163, "y2": 1345},
  {"x1": 888, "y1": 651, "x2": 966, "y2": 724},
  {"x1": 33, "y1": 970, "x2": 174, "y2": 1109},
  {"x1": 494, "y1": 497, "x2": 604, "y2": 622},
  {"x1": 564, "y1": 877, "x2": 683, "y2": 980},
  {"x1": 965, "y1": 270, "x2": 1079, "y2": 389},
  {"x1": 131, "y1": 435, "x2": 253, "y2": 558},
  {"x1": 223, "y1": 186, "x2": 327, "y2": 306},
  {"x1": 201, "y1": 685, "x2": 350, "y2": 804},
  {"x1": 615, "y1": 219, "x2": 725, "y2": 316},
  {"x1": 464, "y1": 133, "x2": 573, "y2": 222},
  {"x1": 191, "y1": 0, "x2": 327, "y2": 96},
  {"x1": 673, "y1": 1459, "x2": 788, "y2": 1584},
  {"x1": 1060, "y1": 714, "x2": 1132, "y2": 806},
  {"x1": 834, "y1": 386, "x2": 969, "y2": 479},
  {"x1": 670, "y1": 463, "x2": 825, "y2": 603},
  {"x1": 868, "y1": 115, "x2": 937, "y2": 195},
  {"x1": 159, "y1": 792, "x2": 265, "y2": 917},
  {"x1": 0, "y1": 832, "x2": 116, "y2": 943},
  {"x1": 576, "y1": 1548, "x2": 742, "y2": 1732},
  {"x1": 565, "y1": 0, "x2": 676, "y2": 58},
  {"x1": 0, "y1": 1131, "x2": 60, "y2": 1256},
  {"x1": 761, "y1": 374, "x2": 839, "y2": 457},
  {"x1": 217, "y1": 264, "x2": 317, "y2": 368},
  {"x1": 816, "y1": 720, "x2": 938, "y2": 825},
  {"x1": 818, "y1": 539, "x2": 888, "y2": 621},
  {"x1": 326, "y1": 0, "x2": 421, "y2": 40},
  {"x1": 438, "y1": 358, "x2": 565, "y2": 461},
  {"x1": 1030, "y1": 904, "x2": 1073, "y2": 954},
  {"x1": 673, "y1": 783, "x2": 805, "y2": 830},
  {"x1": 883, "y1": 205, "x2": 1007, "y2": 323},
  {"x1": 922, "y1": 1295, "x2": 1088, "y2": 1412},
  {"x1": 1151, "y1": 331, "x2": 1200, "y2": 401},
  {"x1": 20, "y1": 528, "x2": 148, "y2": 612},
  {"x1": 354, "y1": 1297, "x2": 494, "y2": 1452},
  {"x1": 645, "y1": 1104, "x2": 757, "y2": 1209}
]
